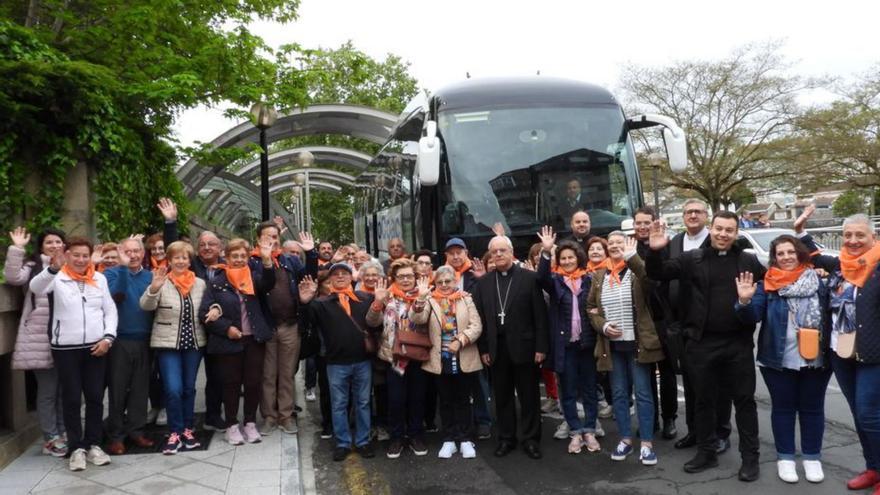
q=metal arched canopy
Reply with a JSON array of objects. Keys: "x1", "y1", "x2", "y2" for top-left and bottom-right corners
[
  {"x1": 234, "y1": 146, "x2": 373, "y2": 181},
  {"x1": 177, "y1": 104, "x2": 397, "y2": 198},
  {"x1": 200, "y1": 172, "x2": 295, "y2": 232}
]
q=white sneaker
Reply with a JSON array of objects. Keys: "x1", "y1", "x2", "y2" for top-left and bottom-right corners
[
  {"x1": 777, "y1": 460, "x2": 798, "y2": 483},
  {"x1": 147, "y1": 407, "x2": 160, "y2": 424},
  {"x1": 802, "y1": 460, "x2": 824, "y2": 483},
  {"x1": 156, "y1": 408, "x2": 168, "y2": 426},
  {"x1": 305, "y1": 388, "x2": 317, "y2": 402},
  {"x1": 86, "y1": 445, "x2": 111, "y2": 466},
  {"x1": 460, "y1": 441, "x2": 476, "y2": 459},
  {"x1": 438, "y1": 441, "x2": 457, "y2": 458},
  {"x1": 554, "y1": 421, "x2": 570, "y2": 440},
  {"x1": 598, "y1": 401, "x2": 613, "y2": 419},
  {"x1": 595, "y1": 419, "x2": 606, "y2": 438},
  {"x1": 68, "y1": 448, "x2": 87, "y2": 471}
]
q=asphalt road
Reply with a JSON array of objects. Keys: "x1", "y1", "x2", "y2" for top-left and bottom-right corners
[{"x1": 304, "y1": 371, "x2": 864, "y2": 495}]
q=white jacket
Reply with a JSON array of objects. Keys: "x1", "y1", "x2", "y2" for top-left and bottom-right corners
[{"x1": 29, "y1": 267, "x2": 118, "y2": 350}]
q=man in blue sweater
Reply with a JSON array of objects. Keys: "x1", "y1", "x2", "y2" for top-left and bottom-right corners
[{"x1": 103, "y1": 237, "x2": 156, "y2": 454}]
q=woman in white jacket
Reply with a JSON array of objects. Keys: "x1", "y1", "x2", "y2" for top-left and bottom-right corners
[
  {"x1": 3, "y1": 227, "x2": 67, "y2": 457},
  {"x1": 30, "y1": 237, "x2": 117, "y2": 472}
]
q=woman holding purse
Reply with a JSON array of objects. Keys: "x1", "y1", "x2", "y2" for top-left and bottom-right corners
[{"x1": 734, "y1": 234, "x2": 832, "y2": 483}]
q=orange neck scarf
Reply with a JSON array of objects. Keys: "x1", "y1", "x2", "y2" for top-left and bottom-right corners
[
  {"x1": 330, "y1": 286, "x2": 361, "y2": 316},
  {"x1": 359, "y1": 284, "x2": 375, "y2": 294},
  {"x1": 840, "y1": 243, "x2": 880, "y2": 288},
  {"x1": 62, "y1": 263, "x2": 98, "y2": 286},
  {"x1": 251, "y1": 247, "x2": 282, "y2": 267},
  {"x1": 553, "y1": 266, "x2": 590, "y2": 284},
  {"x1": 449, "y1": 259, "x2": 473, "y2": 282},
  {"x1": 586, "y1": 259, "x2": 611, "y2": 274},
  {"x1": 432, "y1": 288, "x2": 464, "y2": 302},
  {"x1": 607, "y1": 259, "x2": 627, "y2": 287},
  {"x1": 764, "y1": 264, "x2": 810, "y2": 292},
  {"x1": 168, "y1": 269, "x2": 196, "y2": 297},
  {"x1": 213, "y1": 264, "x2": 255, "y2": 295},
  {"x1": 389, "y1": 283, "x2": 419, "y2": 304},
  {"x1": 150, "y1": 256, "x2": 168, "y2": 271}
]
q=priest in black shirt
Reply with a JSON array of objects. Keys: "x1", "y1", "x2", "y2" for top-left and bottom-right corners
[
  {"x1": 645, "y1": 211, "x2": 766, "y2": 482},
  {"x1": 472, "y1": 236, "x2": 549, "y2": 460}
]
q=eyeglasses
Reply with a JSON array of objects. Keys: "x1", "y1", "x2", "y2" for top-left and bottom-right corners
[
  {"x1": 395, "y1": 273, "x2": 415, "y2": 280},
  {"x1": 684, "y1": 209, "x2": 707, "y2": 216},
  {"x1": 416, "y1": 260, "x2": 432, "y2": 265},
  {"x1": 435, "y1": 279, "x2": 455, "y2": 285}
]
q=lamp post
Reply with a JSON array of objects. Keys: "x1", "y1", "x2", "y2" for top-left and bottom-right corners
[
  {"x1": 647, "y1": 152, "x2": 664, "y2": 215},
  {"x1": 293, "y1": 174, "x2": 306, "y2": 232},
  {"x1": 250, "y1": 102, "x2": 278, "y2": 221},
  {"x1": 297, "y1": 151, "x2": 315, "y2": 231}
]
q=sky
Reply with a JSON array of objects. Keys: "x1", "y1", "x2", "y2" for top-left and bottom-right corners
[{"x1": 171, "y1": 0, "x2": 880, "y2": 150}]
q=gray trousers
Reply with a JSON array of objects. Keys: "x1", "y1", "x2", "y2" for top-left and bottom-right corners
[
  {"x1": 33, "y1": 368, "x2": 65, "y2": 440},
  {"x1": 106, "y1": 339, "x2": 151, "y2": 441}
]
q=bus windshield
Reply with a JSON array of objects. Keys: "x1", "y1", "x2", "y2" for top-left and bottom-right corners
[{"x1": 437, "y1": 104, "x2": 638, "y2": 241}]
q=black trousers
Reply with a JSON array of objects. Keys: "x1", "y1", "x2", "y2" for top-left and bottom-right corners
[
  {"x1": 491, "y1": 337, "x2": 541, "y2": 445},
  {"x1": 651, "y1": 356, "x2": 679, "y2": 424},
  {"x1": 682, "y1": 339, "x2": 733, "y2": 439},
  {"x1": 316, "y1": 355, "x2": 331, "y2": 429},
  {"x1": 53, "y1": 348, "x2": 107, "y2": 451},
  {"x1": 204, "y1": 353, "x2": 224, "y2": 421},
  {"x1": 687, "y1": 335, "x2": 758, "y2": 459},
  {"x1": 437, "y1": 372, "x2": 475, "y2": 442},
  {"x1": 424, "y1": 372, "x2": 438, "y2": 428}
]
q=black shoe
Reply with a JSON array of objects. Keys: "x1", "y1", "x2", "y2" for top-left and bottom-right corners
[
  {"x1": 494, "y1": 442, "x2": 516, "y2": 457},
  {"x1": 738, "y1": 458, "x2": 760, "y2": 482},
  {"x1": 409, "y1": 437, "x2": 428, "y2": 456},
  {"x1": 476, "y1": 424, "x2": 492, "y2": 440},
  {"x1": 674, "y1": 433, "x2": 696, "y2": 449},
  {"x1": 333, "y1": 447, "x2": 351, "y2": 462},
  {"x1": 523, "y1": 442, "x2": 542, "y2": 460},
  {"x1": 683, "y1": 453, "x2": 719, "y2": 473},
  {"x1": 203, "y1": 416, "x2": 227, "y2": 432},
  {"x1": 386, "y1": 439, "x2": 404, "y2": 459},
  {"x1": 662, "y1": 419, "x2": 678, "y2": 440},
  {"x1": 356, "y1": 443, "x2": 375, "y2": 459},
  {"x1": 320, "y1": 425, "x2": 333, "y2": 439},
  {"x1": 294, "y1": 405, "x2": 303, "y2": 413},
  {"x1": 715, "y1": 438, "x2": 731, "y2": 455}
]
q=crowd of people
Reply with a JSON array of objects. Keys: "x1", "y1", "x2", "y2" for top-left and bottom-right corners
[{"x1": 5, "y1": 197, "x2": 880, "y2": 493}]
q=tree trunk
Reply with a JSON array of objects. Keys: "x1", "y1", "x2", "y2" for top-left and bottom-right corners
[{"x1": 25, "y1": 0, "x2": 40, "y2": 27}]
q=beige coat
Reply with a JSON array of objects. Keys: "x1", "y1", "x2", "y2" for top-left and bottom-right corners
[
  {"x1": 410, "y1": 295, "x2": 483, "y2": 374},
  {"x1": 139, "y1": 278, "x2": 208, "y2": 350}
]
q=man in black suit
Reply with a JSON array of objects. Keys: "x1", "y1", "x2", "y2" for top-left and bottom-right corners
[
  {"x1": 559, "y1": 178, "x2": 589, "y2": 221},
  {"x1": 473, "y1": 236, "x2": 549, "y2": 459},
  {"x1": 647, "y1": 211, "x2": 765, "y2": 482},
  {"x1": 664, "y1": 200, "x2": 734, "y2": 454}
]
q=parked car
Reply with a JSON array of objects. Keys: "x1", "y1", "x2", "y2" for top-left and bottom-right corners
[{"x1": 736, "y1": 228, "x2": 839, "y2": 267}]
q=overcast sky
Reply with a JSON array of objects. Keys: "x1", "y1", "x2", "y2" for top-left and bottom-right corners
[{"x1": 171, "y1": 0, "x2": 880, "y2": 150}]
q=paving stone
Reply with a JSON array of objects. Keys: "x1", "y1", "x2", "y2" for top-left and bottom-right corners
[
  {"x1": 0, "y1": 468, "x2": 48, "y2": 494},
  {"x1": 121, "y1": 473, "x2": 223, "y2": 495}
]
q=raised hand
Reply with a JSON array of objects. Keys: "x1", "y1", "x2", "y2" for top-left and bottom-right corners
[
  {"x1": 129, "y1": 233, "x2": 145, "y2": 243},
  {"x1": 522, "y1": 259, "x2": 536, "y2": 271},
  {"x1": 374, "y1": 277, "x2": 389, "y2": 303},
  {"x1": 331, "y1": 247, "x2": 348, "y2": 263},
  {"x1": 416, "y1": 276, "x2": 431, "y2": 299},
  {"x1": 49, "y1": 250, "x2": 66, "y2": 271},
  {"x1": 273, "y1": 215, "x2": 284, "y2": 231},
  {"x1": 472, "y1": 258, "x2": 486, "y2": 278},
  {"x1": 298, "y1": 231, "x2": 315, "y2": 252},
  {"x1": 537, "y1": 225, "x2": 556, "y2": 253},
  {"x1": 623, "y1": 236, "x2": 638, "y2": 258},
  {"x1": 793, "y1": 204, "x2": 816, "y2": 234},
  {"x1": 259, "y1": 240, "x2": 274, "y2": 260},
  {"x1": 91, "y1": 244, "x2": 105, "y2": 265},
  {"x1": 736, "y1": 272, "x2": 757, "y2": 303},
  {"x1": 648, "y1": 220, "x2": 669, "y2": 251},
  {"x1": 156, "y1": 198, "x2": 178, "y2": 221},
  {"x1": 149, "y1": 266, "x2": 168, "y2": 292},
  {"x1": 492, "y1": 222, "x2": 506, "y2": 237},
  {"x1": 9, "y1": 227, "x2": 30, "y2": 249},
  {"x1": 117, "y1": 246, "x2": 131, "y2": 266},
  {"x1": 298, "y1": 275, "x2": 317, "y2": 303}
]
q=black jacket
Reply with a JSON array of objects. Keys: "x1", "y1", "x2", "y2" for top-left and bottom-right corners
[
  {"x1": 472, "y1": 264, "x2": 549, "y2": 364},
  {"x1": 646, "y1": 243, "x2": 765, "y2": 342},
  {"x1": 304, "y1": 291, "x2": 378, "y2": 365},
  {"x1": 199, "y1": 266, "x2": 275, "y2": 354}
]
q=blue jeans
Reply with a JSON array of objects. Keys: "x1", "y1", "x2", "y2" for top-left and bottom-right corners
[
  {"x1": 559, "y1": 345, "x2": 598, "y2": 435},
  {"x1": 759, "y1": 366, "x2": 832, "y2": 460},
  {"x1": 610, "y1": 349, "x2": 655, "y2": 441},
  {"x1": 157, "y1": 348, "x2": 203, "y2": 434},
  {"x1": 832, "y1": 355, "x2": 880, "y2": 470},
  {"x1": 327, "y1": 360, "x2": 372, "y2": 449}
]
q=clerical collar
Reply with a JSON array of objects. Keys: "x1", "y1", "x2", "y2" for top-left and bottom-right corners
[
  {"x1": 714, "y1": 249, "x2": 729, "y2": 256},
  {"x1": 499, "y1": 270, "x2": 509, "y2": 277}
]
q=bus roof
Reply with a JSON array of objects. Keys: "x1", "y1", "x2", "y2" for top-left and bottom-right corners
[{"x1": 434, "y1": 77, "x2": 619, "y2": 111}]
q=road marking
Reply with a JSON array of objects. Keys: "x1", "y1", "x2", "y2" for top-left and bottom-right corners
[{"x1": 342, "y1": 452, "x2": 391, "y2": 495}]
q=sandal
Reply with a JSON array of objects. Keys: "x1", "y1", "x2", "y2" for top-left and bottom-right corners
[{"x1": 583, "y1": 433, "x2": 601, "y2": 452}]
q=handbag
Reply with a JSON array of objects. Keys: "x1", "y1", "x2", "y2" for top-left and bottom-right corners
[
  {"x1": 836, "y1": 331, "x2": 857, "y2": 359},
  {"x1": 392, "y1": 328, "x2": 432, "y2": 362},
  {"x1": 797, "y1": 328, "x2": 820, "y2": 360}
]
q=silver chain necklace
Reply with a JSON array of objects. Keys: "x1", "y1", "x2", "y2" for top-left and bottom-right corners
[{"x1": 495, "y1": 272, "x2": 513, "y2": 325}]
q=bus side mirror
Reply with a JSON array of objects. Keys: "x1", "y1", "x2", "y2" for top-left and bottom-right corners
[
  {"x1": 626, "y1": 114, "x2": 688, "y2": 173},
  {"x1": 417, "y1": 120, "x2": 441, "y2": 186}
]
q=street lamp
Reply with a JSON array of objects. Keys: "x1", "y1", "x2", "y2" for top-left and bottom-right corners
[
  {"x1": 293, "y1": 173, "x2": 306, "y2": 232},
  {"x1": 250, "y1": 102, "x2": 278, "y2": 221},
  {"x1": 297, "y1": 151, "x2": 315, "y2": 231},
  {"x1": 647, "y1": 152, "x2": 664, "y2": 215}
]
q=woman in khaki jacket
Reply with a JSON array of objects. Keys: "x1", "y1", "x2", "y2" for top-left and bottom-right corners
[
  {"x1": 140, "y1": 241, "x2": 212, "y2": 455},
  {"x1": 410, "y1": 265, "x2": 482, "y2": 459},
  {"x1": 588, "y1": 233, "x2": 664, "y2": 467}
]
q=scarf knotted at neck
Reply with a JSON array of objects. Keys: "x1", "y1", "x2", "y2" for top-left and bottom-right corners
[
  {"x1": 62, "y1": 263, "x2": 98, "y2": 286},
  {"x1": 764, "y1": 263, "x2": 810, "y2": 292},
  {"x1": 389, "y1": 283, "x2": 419, "y2": 304},
  {"x1": 431, "y1": 288, "x2": 464, "y2": 302},
  {"x1": 451, "y1": 259, "x2": 473, "y2": 282},
  {"x1": 553, "y1": 266, "x2": 589, "y2": 284},
  {"x1": 212, "y1": 264, "x2": 255, "y2": 295},
  {"x1": 150, "y1": 256, "x2": 168, "y2": 271},
  {"x1": 330, "y1": 286, "x2": 361, "y2": 316},
  {"x1": 586, "y1": 259, "x2": 611, "y2": 274},
  {"x1": 169, "y1": 269, "x2": 196, "y2": 297},
  {"x1": 607, "y1": 259, "x2": 627, "y2": 287},
  {"x1": 839, "y1": 243, "x2": 880, "y2": 288},
  {"x1": 251, "y1": 247, "x2": 282, "y2": 267}
]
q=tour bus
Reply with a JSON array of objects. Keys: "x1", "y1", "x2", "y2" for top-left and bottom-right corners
[{"x1": 353, "y1": 77, "x2": 687, "y2": 260}]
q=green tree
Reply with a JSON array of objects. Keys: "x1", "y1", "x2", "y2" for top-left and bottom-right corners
[
  {"x1": 833, "y1": 190, "x2": 867, "y2": 217},
  {"x1": 621, "y1": 41, "x2": 822, "y2": 211}
]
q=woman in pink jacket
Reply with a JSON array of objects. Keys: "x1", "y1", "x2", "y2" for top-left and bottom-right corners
[{"x1": 4, "y1": 226, "x2": 67, "y2": 457}]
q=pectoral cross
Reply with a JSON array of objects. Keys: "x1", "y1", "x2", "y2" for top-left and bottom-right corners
[{"x1": 498, "y1": 310, "x2": 506, "y2": 325}]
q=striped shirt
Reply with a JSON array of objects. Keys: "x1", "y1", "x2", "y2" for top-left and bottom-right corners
[{"x1": 600, "y1": 269, "x2": 635, "y2": 342}]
